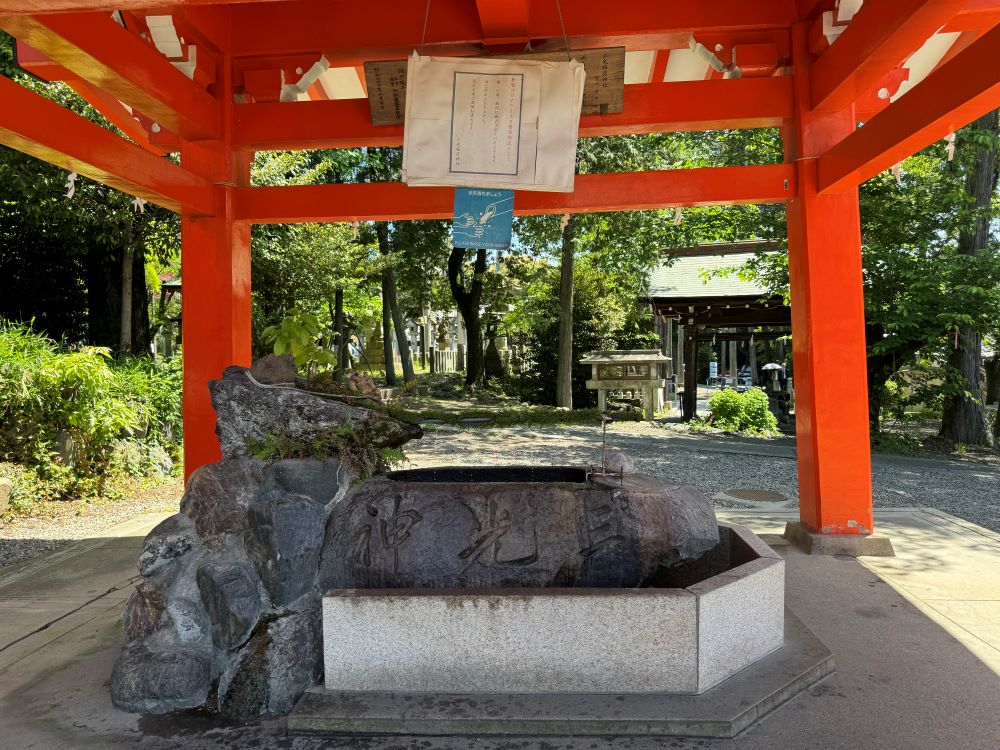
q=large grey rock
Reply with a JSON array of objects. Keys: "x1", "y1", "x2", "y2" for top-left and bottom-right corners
[
  {"x1": 250, "y1": 354, "x2": 297, "y2": 385},
  {"x1": 165, "y1": 596, "x2": 212, "y2": 646},
  {"x1": 209, "y1": 366, "x2": 422, "y2": 460},
  {"x1": 319, "y1": 468, "x2": 719, "y2": 590},
  {"x1": 246, "y1": 492, "x2": 325, "y2": 607},
  {"x1": 148, "y1": 445, "x2": 174, "y2": 477},
  {"x1": 121, "y1": 582, "x2": 166, "y2": 641},
  {"x1": 180, "y1": 459, "x2": 265, "y2": 538},
  {"x1": 138, "y1": 513, "x2": 199, "y2": 576},
  {"x1": 217, "y1": 608, "x2": 323, "y2": 719},
  {"x1": 110, "y1": 641, "x2": 211, "y2": 714},
  {"x1": 270, "y1": 457, "x2": 349, "y2": 507},
  {"x1": 196, "y1": 560, "x2": 262, "y2": 649},
  {"x1": 0, "y1": 477, "x2": 12, "y2": 514}
]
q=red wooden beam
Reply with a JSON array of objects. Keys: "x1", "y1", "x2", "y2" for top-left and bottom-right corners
[
  {"x1": 795, "y1": 0, "x2": 833, "y2": 22},
  {"x1": 68, "y1": 80, "x2": 170, "y2": 157},
  {"x1": 0, "y1": 75, "x2": 215, "y2": 214},
  {"x1": 0, "y1": 13, "x2": 220, "y2": 139},
  {"x1": 0, "y1": 0, "x2": 280, "y2": 12},
  {"x1": 227, "y1": 0, "x2": 797, "y2": 60},
  {"x1": 475, "y1": 0, "x2": 530, "y2": 45},
  {"x1": 810, "y1": 0, "x2": 967, "y2": 111},
  {"x1": 234, "y1": 77, "x2": 793, "y2": 151},
  {"x1": 817, "y1": 22, "x2": 1000, "y2": 192},
  {"x1": 233, "y1": 165, "x2": 795, "y2": 224}
]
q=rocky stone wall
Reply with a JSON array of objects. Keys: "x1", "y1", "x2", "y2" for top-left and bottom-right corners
[
  {"x1": 111, "y1": 457, "x2": 345, "y2": 717},
  {"x1": 110, "y1": 361, "x2": 422, "y2": 717}
]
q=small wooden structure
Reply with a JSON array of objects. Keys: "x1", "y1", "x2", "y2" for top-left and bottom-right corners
[
  {"x1": 581, "y1": 350, "x2": 669, "y2": 420},
  {"x1": 645, "y1": 246, "x2": 791, "y2": 421}
]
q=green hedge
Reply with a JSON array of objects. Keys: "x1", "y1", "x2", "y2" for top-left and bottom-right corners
[
  {"x1": 706, "y1": 387, "x2": 779, "y2": 435},
  {"x1": 0, "y1": 320, "x2": 182, "y2": 513}
]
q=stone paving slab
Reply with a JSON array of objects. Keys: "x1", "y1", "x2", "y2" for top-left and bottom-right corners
[
  {"x1": 0, "y1": 509, "x2": 998, "y2": 749},
  {"x1": 291, "y1": 608, "x2": 831, "y2": 738}
]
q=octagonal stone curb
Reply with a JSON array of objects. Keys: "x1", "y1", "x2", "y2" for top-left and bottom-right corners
[{"x1": 321, "y1": 523, "x2": 784, "y2": 695}]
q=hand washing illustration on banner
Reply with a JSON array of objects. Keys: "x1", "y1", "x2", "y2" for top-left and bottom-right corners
[{"x1": 452, "y1": 188, "x2": 514, "y2": 250}]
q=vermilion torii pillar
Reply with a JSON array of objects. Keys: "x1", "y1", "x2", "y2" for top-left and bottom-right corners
[
  {"x1": 179, "y1": 52, "x2": 253, "y2": 476},
  {"x1": 785, "y1": 24, "x2": 875, "y2": 543}
]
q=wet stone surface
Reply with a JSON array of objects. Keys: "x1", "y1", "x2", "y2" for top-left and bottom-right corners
[{"x1": 320, "y1": 469, "x2": 719, "y2": 590}]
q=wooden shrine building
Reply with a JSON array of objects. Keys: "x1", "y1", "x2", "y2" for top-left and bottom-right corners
[
  {"x1": 647, "y1": 242, "x2": 791, "y2": 420},
  {"x1": 2, "y1": 0, "x2": 1000, "y2": 544}
]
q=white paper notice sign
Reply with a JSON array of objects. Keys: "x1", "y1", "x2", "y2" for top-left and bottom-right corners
[
  {"x1": 451, "y1": 72, "x2": 523, "y2": 176},
  {"x1": 402, "y1": 53, "x2": 585, "y2": 192}
]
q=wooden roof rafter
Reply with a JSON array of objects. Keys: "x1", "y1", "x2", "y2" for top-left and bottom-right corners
[
  {"x1": 0, "y1": 74, "x2": 215, "y2": 214},
  {"x1": 0, "y1": 12, "x2": 221, "y2": 140},
  {"x1": 818, "y1": 20, "x2": 1000, "y2": 192},
  {"x1": 222, "y1": 0, "x2": 799, "y2": 59},
  {"x1": 810, "y1": 0, "x2": 969, "y2": 112},
  {"x1": 653, "y1": 300, "x2": 792, "y2": 329}
]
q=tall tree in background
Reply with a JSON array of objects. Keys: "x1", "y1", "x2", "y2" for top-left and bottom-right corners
[
  {"x1": 365, "y1": 149, "x2": 415, "y2": 383},
  {"x1": 940, "y1": 110, "x2": 999, "y2": 447},
  {"x1": 448, "y1": 246, "x2": 488, "y2": 386},
  {"x1": 555, "y1": 215, "x2": 577, "y2": 408},
  {"x1": 717, "y1": 125, "x2": 1000, "y2": 441}
]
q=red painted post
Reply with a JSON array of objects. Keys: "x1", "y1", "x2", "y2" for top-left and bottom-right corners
[
  {"x1": 179, "y1": 47, "x2": 253, "y2": 480},
  {"x1": 179, "y1": 150, "x2": 251, "y2": 479},
  {"x1": 786, "y1": 24, "x2": 874, "y2": 536}
]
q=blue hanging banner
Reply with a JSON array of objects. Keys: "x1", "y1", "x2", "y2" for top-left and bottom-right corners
[{"x1": 452, "y1": 188, "x2": 514, "y2": 250}]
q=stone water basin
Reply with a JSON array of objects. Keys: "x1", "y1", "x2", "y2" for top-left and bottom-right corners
[{"x1": 320, "y1": 467, "x2": 784, "y2": 695}]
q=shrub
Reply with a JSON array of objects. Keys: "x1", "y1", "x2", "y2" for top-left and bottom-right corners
[
  {"x1": 0, "y1": 320, "x2": 182, "y2": 514},
  {"x1": 706, "y1": 387, "x2": 778, "y2": 435}
]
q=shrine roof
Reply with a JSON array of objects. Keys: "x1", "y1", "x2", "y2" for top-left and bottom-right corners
[{"x1": 647, "y1": 252, "x2": 771, "y2": 302}]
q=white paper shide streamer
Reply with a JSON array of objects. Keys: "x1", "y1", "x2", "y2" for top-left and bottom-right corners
[{"x1": 402, "y1": 52, "x2": 586, "y2": 192}]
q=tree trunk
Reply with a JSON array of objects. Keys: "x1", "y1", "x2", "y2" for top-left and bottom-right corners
[
  {"x1": 334, "y1": 288, "x2": 347, "y2": 378},
  {"x1": 448, "y1": 246, "x2": 487, "y2": 387},
  {"x1": 940, "y1": 109, "x2": 999, "y2": 447},
  {"x1": 375, "y1": 222, "x2": 397, "y2": 386},
  {"x1": 381, "y1": 273, "x2": 397, "y2": 386},
  {"x1": 986, "y1": 356, "x2": 1000, "y2": 442},
  {"x1": 119, "y1": 225, "x2": 134, "y2": 358},
  {"x1": 86, "y1": 227, "x2": 149, "y2": 356},
  {"x1": 987, "y1": 356, "x2": 1000, "y2": 404},
  {"x1": 129, "y1": 241, "x2": 151, "y2": 356},
  {"x1": 386, "y1": 269, "x2": 415, "y2": 382},
  {"x1": 991, "y1": 355, "x2": 1000, "y2": 444},
  {"x1": 555, "y1": 216, "x2": 576, "y2": 409},
  {"x1": 374, "y1": 222, "x2": 414, "y2": 383}
]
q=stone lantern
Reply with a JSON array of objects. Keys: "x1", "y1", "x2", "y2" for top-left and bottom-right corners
[{"x1": 580, "y1": 349, "x2": 670, "y2": 420}]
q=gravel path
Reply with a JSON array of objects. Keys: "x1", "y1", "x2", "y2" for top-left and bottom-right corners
[
  {"x1": 2, "y1": 423, "x2": 996, "y2": 572},
  {"x1": 0, "y1": 477, "x2": 182, "y2": 570},
  {"x1": 405, "y1": 423, "x2": 1000, "y2": 532}
]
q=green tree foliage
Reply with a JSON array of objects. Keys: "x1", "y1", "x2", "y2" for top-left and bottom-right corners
[
  {"x1": 0, "y1": 32, "x2": 178, "y2": 352},
  {"x1": 717, "y1": 125, "x2": 1000, "y2": 441},
  {"x1": 249, "y1": 148, "x2": 449, "y2": 380},
  {"x1": 510, "y1": 130, "x2": 785, "y2": 404},
  {"x1": 507, "y1": 259, "x2": 656, "y2": 406}
]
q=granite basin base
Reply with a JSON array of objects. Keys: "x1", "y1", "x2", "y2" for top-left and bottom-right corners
[
  {"x1": 322, "y1": 523, "x2": 784, "y2": 695},
  {"x1": 289, "y1": 608, "x2": 832, "y2": 739}
]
